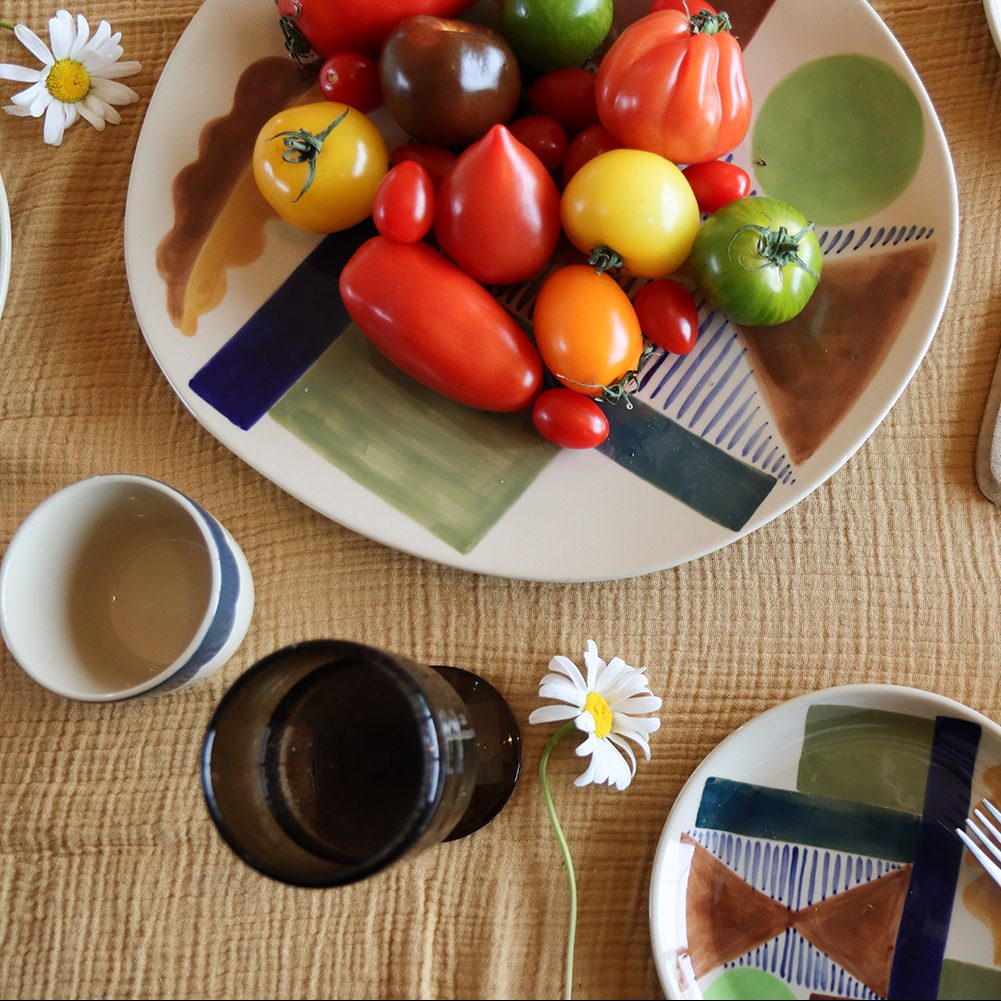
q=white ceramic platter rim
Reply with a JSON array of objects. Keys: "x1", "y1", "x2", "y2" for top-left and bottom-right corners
[
  {"x1": 648, "y1": 683, "x2": 1001, "y2": 1000},
  {"x1": 0, "y1": 174, "x2": 10, "y2": 323},
  {"x1": 124, "y1": 0, "x2": 959, "y2": 582}
]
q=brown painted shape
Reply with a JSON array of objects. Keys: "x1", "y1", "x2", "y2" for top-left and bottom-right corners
[
  {"x1": 793, "y1": 865, "x2": 911, "y2": 998},
  {"x1": 681, "y1": 834, "x2": 792, "y2": 977},
  {"x1": 720, "y1": 0, "x2": 780, "y2": 48},
  {"x1": 738, "y1": 243, "x2": 935, "y2": 464}
]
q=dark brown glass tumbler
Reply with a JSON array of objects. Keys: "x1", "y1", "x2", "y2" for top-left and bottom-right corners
[{"x1": 200, "y1": 640, "x2": 520, "y2": 886}]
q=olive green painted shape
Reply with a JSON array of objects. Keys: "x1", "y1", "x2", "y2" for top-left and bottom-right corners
[
  {"x1": 752, "y1": 54, "x2": 924, "y2": 225},
  {"x1": 271, "y1": 325, "x2": 557, "y2": 554},
  {"x1": 703, "y1": 968, "x2": 796, "y2": 1000},
  {"x1": 937, "y1": 959, "x2": 1001, "y2": 1000},
  {"x1": 797, "y1": 705, "x2": 935, "y2": 815}
]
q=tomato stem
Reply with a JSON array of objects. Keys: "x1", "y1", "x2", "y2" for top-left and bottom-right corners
[
  {"x1": 727, "y1": 222, "x2": 821, "y2": 281},
  {"x1": 268, "y1": 108, "x2": 350, "y2": 202},
  {"x1": 278, "y1": 1, "x2": 314, "y2": 64},
  {"x1": 588, "y1": 246, "x2": 624, "y2": 276},
  {"x1": 689, "y1": 10, "x2": 733, "y2": 35},
  {"x1": 554, "y1": 344, "x2": 655, "y2": 409}
]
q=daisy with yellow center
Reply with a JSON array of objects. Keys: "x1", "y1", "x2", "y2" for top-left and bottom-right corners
[
  {"x1": 0, "y1": 10, "x2": 141, "y2": 146},
  {"x1": 529, "y1": 640, "x2": 662, "y2": 999}
]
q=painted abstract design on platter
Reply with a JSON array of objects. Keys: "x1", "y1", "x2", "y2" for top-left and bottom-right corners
[
  {"x1": 667, "y1": 706, "x2": 1001, "y2": 1000},
  {"x1": 152, "y1": 0, "x2": 939, "y2": 555}
]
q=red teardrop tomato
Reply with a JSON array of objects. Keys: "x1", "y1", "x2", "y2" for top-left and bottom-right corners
[
  {"x1": 682, "y1": 160, "x2": 751, "y2": 214},
  {"x1": 533, "y1": 265, "x2": 644, "y2": 396},
  {"x1": 434, "y1": 124, "x2": 561, "y2": 285},
  {"x1": 373, "y1": 161, "x2": 435, "y2": 243},
  {"x1": 525, "y1": 68, "x2": 598, "y2": 132},
  {"x1": 277, "y1": 0, "x2": 476, "y2": 60},
  {"x1": 389, "y1": 144, "x2": 457, "y2": 191},
  {"x1": 532, "y1": 389, "x2": 610, "y2": 449},
  {"x1": 340, "y1": 237, "x2": 543, "y2": 411},
  {"x1": 632, "y1": 279, "x2": 699, "y2": 355},
  {"x1": 561, "y1": 124, "x2": 621, "y2": 187},
  {"x1": 318, "y1": 52, "x2": 382, "y2": 112},
  {"x1": 508, "y1": 116, "x2": 568, "y2": 173},
  {"x1": 596, "y1": 9, "x2": 751, "y2": 164}
]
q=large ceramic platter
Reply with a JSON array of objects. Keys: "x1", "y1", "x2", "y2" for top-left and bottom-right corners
[
  {"x1": 124, "y1": 0, "x2": 958, "y2": 582},
  {"x1": 650, "y1": 684, "x2": 1001, "y2": 1000}
]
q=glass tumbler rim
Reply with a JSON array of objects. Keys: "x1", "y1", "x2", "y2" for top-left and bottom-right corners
[{"x1": 200, "y1": 638, "x2": 452, "y2": 887}]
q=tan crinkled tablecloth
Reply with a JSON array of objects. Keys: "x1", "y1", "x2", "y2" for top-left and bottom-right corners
[{"x1": 2, "y1": 1, "x2": 1001, "y2": 998}]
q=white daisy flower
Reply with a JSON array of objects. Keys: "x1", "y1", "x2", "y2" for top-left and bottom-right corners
[
  {"x1": 529, "y1": 640, "x2": 662, "y2": 791},
  {"x1": 0, "y1": 10, "x2": 141, "y2": 146}
]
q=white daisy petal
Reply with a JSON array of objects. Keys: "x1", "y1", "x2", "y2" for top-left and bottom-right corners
[
  {"x1": 90, "y1": 77, "x2": 139, "y2": 106},
  {"x1": 49, "y1": 10, "x2": 75, "y2": 60},
  {"x1": 548, "y1": 655, "x2": 587, "y2": 693},
  {"x1": 583, "y1": 639, "x2": 605, "y2": 690},
  {"x1": 609, "y1": 733, "x2": 638, "y2": 776},
  {"x1": 574, "y1": 734, "x2": 601, "y2": 758},
  {"x1": 76, "y1": 97, "x2": 105, "y2": 129},
  {"x1": 87, "y1": 93, "x2": 120, "y2": 124},
  {"x1": 70, "y1": 14, "x2": 90, "y2": 58},
  {"x1": 89, "y1": 19, "x2": 112, "y2": 50},
  {"x1": 28, "y1": 86, "x2": 53, "y2": 117},
  {"x1": 0, "y1": 63, "x2": 43, "y2": 83},
  {"x1": 575, "y1": 711, "x2": 596, "y2": 734},
  {"x1": 14, "y1": 24, "x2": 55, "y2": 67},
  {"x1": 95, "y1": 59, "x2": 141, "y2": 80},
  {"x1": 528, "y1": 704, "x2": 581, "y2": 726},
  {"x1": 539, "y1": 680, "x2": 584, "y2": 707},
  {"x1": 616, "y1": 695, "x2": 663, "y2": 715},
  {"x1": 10, "y1": 80, "x2": 46, "y2": 107},
  {"x1": 574, "y1": 758, "x2": 598, "y2": 788},
  {"x1": 3, "y1": 103, "x2": 33, "y2": 116},
  {"x1": 43, "y1": 99, "x2": 67, "y2": 145}
]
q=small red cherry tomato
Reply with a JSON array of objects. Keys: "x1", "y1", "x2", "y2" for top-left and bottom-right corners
[
  {"x1": 682, "y1": 160, "x2": 752, "y2": 214},
  {"x1": 562, "y1": 124, "x2": 621, "y2": 187},
  {"x1": 389, "y1": 143, "x2": 457, "y2": 192},
  {"x1": 373, "y1": 161, "x2": 435, "y2": 243},
  {"x1": 532, "y1": 389, "x2": 610, "y2": 449},
  {"x1": 525, "y1": 68, "x2": 598, "y2": 132},
  {"x1": 632, "y1": 279, "x2": 700, "y2": 355},
  {"x1": 650, "y1": 0, "x2": 717, "y2": 12},
  {"x1": 318, "y1": 52, "x2": 382, "y2": 113},
  {"x1": 508, "y1": 115, "x2": 568, "y2": 172}
]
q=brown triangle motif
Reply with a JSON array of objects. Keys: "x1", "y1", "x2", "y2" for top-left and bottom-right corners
[
  {"x1": 737, "y1": 242, "x2": 935, "y2": 465},
  {"x1": 681, "y1": 834, "x2": 792, "y2": 977},
  {"x1": 794, "y1": 865, "x2": 911, "y2": 999}
]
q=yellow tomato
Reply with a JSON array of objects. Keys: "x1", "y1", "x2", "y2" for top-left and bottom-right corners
[
  {"x1": 253, "y1": 102, "x2": 388, "y2": 234},
  {"x1": 560, "y1": 148, "x2": 699, "y2": 279}
]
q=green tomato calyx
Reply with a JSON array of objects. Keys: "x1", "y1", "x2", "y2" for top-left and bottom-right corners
[
  {"x1": 278, "y1": 2, "x2": 314, "y2": 64},
  {"x1": 589, "y1": 246, "x2": 624, "y2": 276},
  {"x1": 688, "y1": 9, "x2": 733, "y2": 36},
  {"x1": 269, "y1": 109, "x2": 349, "y2": 203},
  {"x1": 554, "y1": 344, "x2": 656, "y2": 409},
  {"x1": 728, "y1": 222, "x2": 821, "y2": 281}
]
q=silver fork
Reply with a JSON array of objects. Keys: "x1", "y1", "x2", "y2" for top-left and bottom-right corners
[{"x1": 956, "y1": 797, "x2": 1001, "y2": 886}]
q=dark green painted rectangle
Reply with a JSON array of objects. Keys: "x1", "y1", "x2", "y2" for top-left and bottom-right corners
[
  {"x1": 936, "y1": 959, "x2": 1001, "y2": 999},
  {"x1": 696, "y1": 776, "x2": 921, "y2": 862},
  {"x1": 597, "y1": 400, "x2": 776, "y2": 531}
]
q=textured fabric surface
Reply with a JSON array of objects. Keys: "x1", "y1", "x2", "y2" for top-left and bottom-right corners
[{"x1": 2, "y1": 1, "x2": 1001, "y2": 998}]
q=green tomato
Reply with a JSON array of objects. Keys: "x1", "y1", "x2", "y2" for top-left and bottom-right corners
[
  {"x1": 500, "y1": 0, "x2": 613, "y2": 71},
  {"x1": 688, "y1": 196, "x2": 823, "y2": 327}
]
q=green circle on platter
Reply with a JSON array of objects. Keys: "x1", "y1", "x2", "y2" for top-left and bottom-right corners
[
  {"x1": 703, "y1": 968, "x2": 797, "y2": 1000},
  {"x1": 752, "y1": 54, "x2": 924, "y2": 226}
]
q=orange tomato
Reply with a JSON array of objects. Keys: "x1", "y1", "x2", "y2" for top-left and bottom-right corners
[{"x1": 533, "y1": 265, "x2": 644, "y2": 396}]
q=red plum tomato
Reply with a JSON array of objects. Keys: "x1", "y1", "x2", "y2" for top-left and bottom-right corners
[
  {"x1": 532, "y1": 389, "x2": 610, "y2": 449},
  {"x1": 389, "y1": 144, "x2": 457, "y2": 191},
  {"x1": 682, "y1": 160, "x2": 751, "y2": 214},
  {"x1": 562, "y1": 124, "x2": 621, "y2": 186},
  {"x1": 508, "y1": 116, "x2": 568, "y2": 172},
  {"x1": 632, "y1": 279, "x2": 699, "y2": 355},
  {"x1": 373, "y1": 161, "x2": 435, "y2": 243},
  {"x1": 525, "y1": 68, "x2": 598, "y2": 131},
  {"x1": 318, "y1": 52, "x2": 382, "y2": 112}
]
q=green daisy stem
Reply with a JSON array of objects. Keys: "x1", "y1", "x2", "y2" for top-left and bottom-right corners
[
  {"x1": 0, "y1": 21, "x2": 15, "y2": 31},
  {"x1": 540, "y1": 720, "x2": 579, "y2": 1001}
]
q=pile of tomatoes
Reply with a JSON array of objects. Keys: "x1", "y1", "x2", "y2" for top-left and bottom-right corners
[{"x1": 253, "y1": 0, "x2": 823, "y2": 451}]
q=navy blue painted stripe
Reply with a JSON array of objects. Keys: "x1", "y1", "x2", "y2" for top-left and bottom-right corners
[
  {"x1": 887, "y1": 715, "x2": 981, "y2": 1000},
  {"x1": 189, "y1": 219, "x2": 376, "y2": 430},
  {"x1": 597, "y1": 401, "x2": 775, "y2": 531}
]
